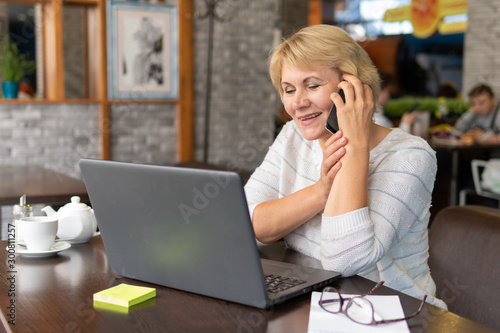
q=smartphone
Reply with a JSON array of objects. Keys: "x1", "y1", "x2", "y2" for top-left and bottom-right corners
[{"x1": 325, "y1": 89, "x2": 346, "y2": 134}]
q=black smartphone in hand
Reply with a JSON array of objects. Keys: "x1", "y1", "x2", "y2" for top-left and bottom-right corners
[{"x1": 325, "y1": 89, "x2": 345, "y2": 134}]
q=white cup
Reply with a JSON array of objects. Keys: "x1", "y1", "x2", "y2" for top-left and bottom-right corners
[
  {"x1": 14, "y1": 220, "x2": 24, "y2": 244},
  {"x1": 18, "y1": 216, "x2": 58, "y2": 252}
]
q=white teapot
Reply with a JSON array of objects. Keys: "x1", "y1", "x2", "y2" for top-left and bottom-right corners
[{"x1": 42, "y1": 196, "x2": 99, "y2": 244}]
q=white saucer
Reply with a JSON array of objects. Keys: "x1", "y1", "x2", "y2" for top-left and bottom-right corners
[{"x1": 11, "y1": 241, "x2": 71, "y2": 258}]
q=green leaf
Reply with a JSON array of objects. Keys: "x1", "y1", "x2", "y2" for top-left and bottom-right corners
[{"x1": 0, "y1": 37, "x2": 36, "y2": 83}]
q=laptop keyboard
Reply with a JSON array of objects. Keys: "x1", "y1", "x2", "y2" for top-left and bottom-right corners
[{"x1": 264, "y1": 274, "x2": 306, "y2": 293}]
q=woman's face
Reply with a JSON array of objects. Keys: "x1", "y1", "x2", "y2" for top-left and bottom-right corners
[{"x1": 281, "y1": 64, "x2": 341, "y2": 142}]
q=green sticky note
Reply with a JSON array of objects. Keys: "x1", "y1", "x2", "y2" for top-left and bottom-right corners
[{"x1": 93, "y1": 283, "x2": 156, "y2": 309}]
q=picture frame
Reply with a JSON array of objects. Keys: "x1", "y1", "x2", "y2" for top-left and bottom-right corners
[{"x1": 107, "y1": 0, "x2": 178, "y2": 100}]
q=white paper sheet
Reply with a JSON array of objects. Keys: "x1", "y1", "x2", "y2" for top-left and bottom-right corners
[{"x1": 308, "y1": 292, "x2": 410, "y2": 333}]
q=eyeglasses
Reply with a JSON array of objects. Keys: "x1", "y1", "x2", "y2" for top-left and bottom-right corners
[{"x1": 318, "y1": 281, "x2": 427, "y2": 325}]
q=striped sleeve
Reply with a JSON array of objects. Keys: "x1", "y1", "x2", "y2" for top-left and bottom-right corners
[
  {"x1": 244, "y1": 121, "x2": 319, "y2": 221},
  {"x1": 244, "y1": 124, "x2": 287, "y2": 220},
  {"x1": 320, "y1": 135, "x2": 437, "y2": 276}
]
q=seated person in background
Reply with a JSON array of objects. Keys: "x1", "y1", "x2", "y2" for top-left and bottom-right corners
[
  {"x1": 373, "y1": 72, "x2": 418, "y2": 132},
  {"x1": 454, "y1": 83, "x2": 500, "y2": 144},
  {"x1": 244, "y1": 24, "x2": 446, "y2": 309}
]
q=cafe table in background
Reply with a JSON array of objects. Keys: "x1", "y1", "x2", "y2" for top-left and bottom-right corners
[{"x1": 430, "y1": 138, "x2": 500, "y2": 217}]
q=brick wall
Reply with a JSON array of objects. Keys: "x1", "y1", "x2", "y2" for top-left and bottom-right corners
[
  {"x1": 0, "y1": 103, "x2": 100, "y2": 179},
  {"x1": 0, "y1": 103, "x2": 179, "y2": 176},
  {"x1": 110, "y1": 103, "x2": 177, "y2": 165},
  {"x1": 463, "y1": 0, "x2": 500, "y2": 96},
  {"x1": 192, "y1": 0, "x2": 280, "y2": 172}
]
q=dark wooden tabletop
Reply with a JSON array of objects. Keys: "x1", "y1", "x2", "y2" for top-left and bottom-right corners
[
  {"x1": 0, "y1": 165, "x2": 88, "y2": 206},
  {"x1": 1, "y1": 236, "x2": 498, "y2": 333}
]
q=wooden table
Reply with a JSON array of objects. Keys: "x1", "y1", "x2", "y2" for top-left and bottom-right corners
[
  {"x1": 1, "y1": 236, "x2": 498, "y2": 333},
  {"x1": 0, "y1": 165, "x2": 88, "y2": 206}
]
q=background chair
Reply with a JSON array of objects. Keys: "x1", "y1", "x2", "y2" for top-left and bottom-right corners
[
  {"x1": 459, "y1": 159, "x2": 500, "y2": 207},
  {"x1": 428, "y1": 205, "x2": 500, "y2": 331}
]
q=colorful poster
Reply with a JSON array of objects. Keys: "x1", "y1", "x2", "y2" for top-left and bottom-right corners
[{"x1": 383, "y1": 0, "x2": 467, "y2": 38}]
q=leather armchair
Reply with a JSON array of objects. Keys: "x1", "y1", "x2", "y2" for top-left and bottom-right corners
[{"x1": 428, "y1": 205, "x2": 500, "y2": 331}]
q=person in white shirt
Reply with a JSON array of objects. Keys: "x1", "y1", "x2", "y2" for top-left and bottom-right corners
[{"x1": 244, "y1": 24, "x2": 446, "y2": 309}]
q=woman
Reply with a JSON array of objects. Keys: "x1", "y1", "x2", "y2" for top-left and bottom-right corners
[{"x1": 244, "y1": 25, "x2": 446, "y2": 309}]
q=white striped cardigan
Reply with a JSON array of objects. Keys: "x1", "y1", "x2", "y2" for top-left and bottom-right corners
[{"x1": 244, "y1": 121, "x2": 447, "y2": 309}]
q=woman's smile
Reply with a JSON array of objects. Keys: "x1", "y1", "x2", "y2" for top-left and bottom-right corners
[{"x1": 299, "y1": 112, "x2": 324, "y2": 124}]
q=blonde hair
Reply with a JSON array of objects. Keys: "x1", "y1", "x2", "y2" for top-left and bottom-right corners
[{"x1": 269, "y1": 25, "x2": 380, "y2": 103}]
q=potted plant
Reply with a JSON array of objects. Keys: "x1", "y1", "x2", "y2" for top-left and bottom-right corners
[{"x1": 0, "y1": 37, "x2": 35, "y2": 99}]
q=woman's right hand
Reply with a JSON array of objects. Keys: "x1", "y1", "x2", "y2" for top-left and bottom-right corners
[
  {"x1": 315, "y1": 130, "x2": 347, "y2": 203},
  {"x1": 253, "y1": 130, "x2": 347, "y2": 244}
]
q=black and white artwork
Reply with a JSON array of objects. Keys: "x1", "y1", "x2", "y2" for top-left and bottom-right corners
[{"x1": 107, "y1": 1, "x2": 178, "y2": 100}]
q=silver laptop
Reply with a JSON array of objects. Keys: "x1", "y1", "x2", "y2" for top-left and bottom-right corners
[{"x1": 79, "y1": 159, "x2": 340, "y2": 309}]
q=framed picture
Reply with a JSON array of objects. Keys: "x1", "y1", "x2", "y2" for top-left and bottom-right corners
[{"x1": 107, "y1": 0, "x2": 178, "y2": 100}]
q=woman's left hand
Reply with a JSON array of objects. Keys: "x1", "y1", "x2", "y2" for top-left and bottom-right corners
[
  {"x1": 324, "y1": 74, "x2": 373, "y2": 216},
  {"x1": 333, "y1": 74, "x2": 374, "y2": 149}
]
